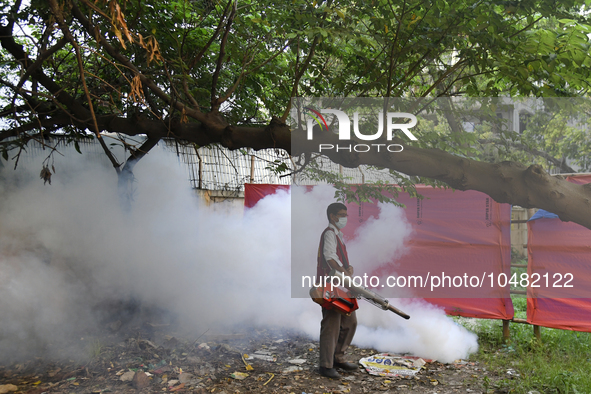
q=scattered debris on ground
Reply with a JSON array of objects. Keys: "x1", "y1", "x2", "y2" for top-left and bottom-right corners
[
  {"x1": 0, "y1": 322, "x2": 510, "y2": 393},
  {"x1": 359, "y1": 354, "x2": 430, "y2": 377}
]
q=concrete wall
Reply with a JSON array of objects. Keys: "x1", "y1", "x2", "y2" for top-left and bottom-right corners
[{"x1": 194, "y1": 189, "x2": 245, "y2": 215}]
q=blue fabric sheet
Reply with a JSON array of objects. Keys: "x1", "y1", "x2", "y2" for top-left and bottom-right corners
[{"x1": 529, "y1": 209, "x2": 559, "y2": 221}]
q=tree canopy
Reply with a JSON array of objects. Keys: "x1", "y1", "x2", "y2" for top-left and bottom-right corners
[{"x1": 2, "y1": 0, "x2": 591, "y2": 227}]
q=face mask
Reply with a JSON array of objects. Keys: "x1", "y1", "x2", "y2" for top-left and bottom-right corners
[{"x1": 335, "y1": 217, "x2": 347, "y2": 229}]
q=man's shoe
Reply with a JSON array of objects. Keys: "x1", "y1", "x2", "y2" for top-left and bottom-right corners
[
  {"x1": 334, "y1": 361, "x2": 358, "y2": 371},
  {"x1": 319, "y1": 367, "x2": 341, "y2": 378}
]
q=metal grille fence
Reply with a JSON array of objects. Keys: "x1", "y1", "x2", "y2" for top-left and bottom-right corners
[
  {"x1": 6, "y1": 137, "x2": 401, "y2": 191},
  {"x1": 163, "y1": 141, "x2": 293, "y2": 191}
]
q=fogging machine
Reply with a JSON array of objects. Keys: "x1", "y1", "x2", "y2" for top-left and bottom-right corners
[{"x1": 310, "y1": 269, "x2": 410, "y2": 320}]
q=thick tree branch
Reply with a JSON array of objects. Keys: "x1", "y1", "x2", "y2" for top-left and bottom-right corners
[
  {"x1": 121, "y1": 135, "x2": 161, "y2": 173},
  {"x1": 292, "y1": 130, "x2": 591, "y2": 229},
  {"x1": 0, "y1": 108, "x2": 290, "y2": 154}
]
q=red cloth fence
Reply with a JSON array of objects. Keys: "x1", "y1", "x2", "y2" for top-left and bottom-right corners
[
  {"x1": 527, "y1": 175, "x2": 591, "y2": 331},
  {"x1": 248, "y1": 178, "x2": 591, "y2": 330},
  {"x1": 245, "y1": 183, "x2": 514, "y2": 320}
]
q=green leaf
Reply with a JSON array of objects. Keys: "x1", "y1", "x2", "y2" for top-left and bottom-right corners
[{"x1": 517, "y1": 67, "x2": 529, "y2": 79}]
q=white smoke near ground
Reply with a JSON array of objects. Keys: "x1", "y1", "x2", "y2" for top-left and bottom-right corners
[
  {"x1": 0, "y1": 145, "x2": 476, "y2": 364},
  {"x1": 354, "y1": 301, "x2": 478, "y2": 362}
]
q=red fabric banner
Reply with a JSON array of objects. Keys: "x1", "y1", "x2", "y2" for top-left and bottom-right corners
[
  {"x1": 527, "y1": 218, "x2": 591, "y2": 330},
  {"x1": 527, "y1": 298, "x2": 591, "y2": 332},
  {"x1": 566, "y1": 174, "x2": 591, "y2": 184},
  {"x1": 527, "y1": 174, "x2": 591, "y2": 331},
  {"x1": 244, "y1": 183, "x2": 290, "y2": 208},
  {"x1": 344, "y1": 186, "x2": 513, "y2": 319},
  {"x1": 245, "y1": 183, "x2": 514, "y2": 320}
]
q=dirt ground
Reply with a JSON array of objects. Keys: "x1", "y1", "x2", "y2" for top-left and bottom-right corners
[{"x1": 0, "y1": 322, "x2": 512, "y2": 394}]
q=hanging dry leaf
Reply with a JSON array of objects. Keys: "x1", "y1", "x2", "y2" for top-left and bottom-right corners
[
  {"x1": 180, "y1": 107, "x2": 188, "y2": 124},
  {"x1": 129, "y1": 74, "x2": 144, "y2": 103},
  {"x1": 40, "y1": 165, "x2": 52, "y2": 185},
  {"x1": 137, "y1": 33, "x2": 163, "y2": 65},
  {"x1": 108, "y1": 0, "x2": 133, "y2": 49},
  {"x1": 112, "y1": 25, "x2": 125, "y2": 49}
]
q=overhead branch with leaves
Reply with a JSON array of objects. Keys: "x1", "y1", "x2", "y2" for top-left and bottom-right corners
[{"x1": 2, "y1": 0, "x2": 591, "y2": 227}]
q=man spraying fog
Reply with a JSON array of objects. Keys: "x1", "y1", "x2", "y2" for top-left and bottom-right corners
[{"x1": 316, "y1": 202, "x2": 358, "y2": 378}]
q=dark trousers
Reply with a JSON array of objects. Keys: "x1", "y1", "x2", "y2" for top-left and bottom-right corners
[{"x1": 319, "y1": 307, "x2": 357, "y2": 368}]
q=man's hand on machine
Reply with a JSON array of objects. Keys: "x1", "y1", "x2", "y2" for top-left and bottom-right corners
[{"x1": 327, "y1": 259, "x2": 353, "y2": 277}]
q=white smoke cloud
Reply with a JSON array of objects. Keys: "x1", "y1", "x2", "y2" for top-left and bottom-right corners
[
  {"x1": 347, "y1": 202, "x2": 413, "y2": 274},
  {"x1": 354, "y1": 300, "x2": 478, "y2": 362},
  {"x1": 0, "y1": 145, "x2": 477, "y2": 364}
]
